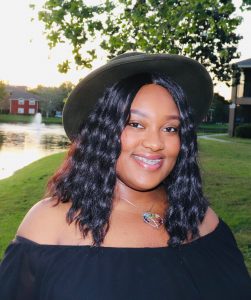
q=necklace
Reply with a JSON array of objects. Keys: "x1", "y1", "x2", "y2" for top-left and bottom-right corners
[{"x1": 121, "y1": 198, "x2": 164, "y2": 229}]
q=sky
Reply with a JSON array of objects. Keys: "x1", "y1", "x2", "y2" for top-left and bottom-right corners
[{"x1": 0, "y1": 0, "x2": 250, "y2": 100}]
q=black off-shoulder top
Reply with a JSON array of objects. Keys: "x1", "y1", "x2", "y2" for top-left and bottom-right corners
[{"x1": 0, "y1": 218, "x2": 250, "y2": 300}]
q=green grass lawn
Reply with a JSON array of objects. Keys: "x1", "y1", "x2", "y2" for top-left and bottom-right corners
[
  {"x1": 207, "y1": 134, "x2": 251, "y2": 144},
  {"x1": 199, "y1": 137, "x2": 251, "y2": 272},
  {"x1": 0, "y1": 152, "x2": 66, "y2": 256},
  {"x1": 0, "y1": 138, "x2": 250, "y2": 274},
  {"x1": 0, "y1": 113, "x2": 62, "y2": 125}
]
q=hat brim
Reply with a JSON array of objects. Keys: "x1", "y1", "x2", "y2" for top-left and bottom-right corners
[{"x1": 63, "y1": 54, "x2": 213, "y2": 141}]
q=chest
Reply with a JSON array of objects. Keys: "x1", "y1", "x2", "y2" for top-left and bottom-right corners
[
  {"x1": 58, "y1": 209, "x2": 170, "y2": 247},
  {"x1": 101, "y1": 210, "x2": 170, "y2": 247}
]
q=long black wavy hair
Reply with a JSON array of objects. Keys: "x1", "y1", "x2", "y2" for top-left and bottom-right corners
[{"x1": 46, "y1": 73, "x2": 209, "y2": 247}]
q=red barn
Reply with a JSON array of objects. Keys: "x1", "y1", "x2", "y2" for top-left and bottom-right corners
[{"x1": 7, "y1": 86, "x2": 40, "y2": 115}]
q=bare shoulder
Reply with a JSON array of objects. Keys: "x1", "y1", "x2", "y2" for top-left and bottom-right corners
[
  {"x1": 16, "y1": 198, "x2": 71, "y2": 244},
  {"x1": 198, "y1": 206, "x2": 219, "y2": 237}
]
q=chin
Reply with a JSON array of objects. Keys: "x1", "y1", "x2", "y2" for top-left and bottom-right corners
[{"x1": 125, "y1": 178, "x2": 164, "y2": 192}]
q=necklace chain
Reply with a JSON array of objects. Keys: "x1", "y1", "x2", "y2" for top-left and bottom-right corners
[{"x1": 122, "y1": 197, "x2": 155, "y2": 211}]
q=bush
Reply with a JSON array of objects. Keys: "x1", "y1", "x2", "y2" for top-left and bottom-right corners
[{"x1": 235, "y1": 124, "x2": 251, "y2": 138}]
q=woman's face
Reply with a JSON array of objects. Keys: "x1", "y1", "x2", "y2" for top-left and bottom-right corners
[{"x1": 116, "y1": 83, "x2": 181, "y2": 191}]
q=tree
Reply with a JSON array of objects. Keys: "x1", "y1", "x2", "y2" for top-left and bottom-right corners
[
  {"x1": 207, "y1": 93, "x2": 229, "y2": 123},
  {"x1": 58, "y1": 81, "x2": 75, "y2": 104},
  {"x1": 34, "y1": 0, "x2": 243, "y2": 83},
  {"x1": 0, "y1": 81, "x2": 9, "y2": 114},
  {"x1": 241, "y1": 0, "x2": 251, "y2": 10},
  {"x1": 0, "y1": 81, "x2": 7, "y2": 102},
  {"x1": 29, "y1": 82, "x2": 74, "y2": 117}
]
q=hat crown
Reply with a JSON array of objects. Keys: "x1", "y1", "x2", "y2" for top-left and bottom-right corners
[{"x1": 109, "y1": 52, "x2": 144, "y2": 63}]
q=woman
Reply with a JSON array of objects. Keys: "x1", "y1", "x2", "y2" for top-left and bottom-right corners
[{"x1": 0, "y1": 53, "x2": 250, "y2": 299}]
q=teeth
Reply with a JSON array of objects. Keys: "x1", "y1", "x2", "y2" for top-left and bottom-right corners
[{"x1": 134, "y1": 155, "x2": 161, "y2": 165}]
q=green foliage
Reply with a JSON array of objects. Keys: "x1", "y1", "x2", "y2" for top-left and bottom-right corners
[
  {"x1": 241, "y1": 0, "x2": 251, "y2": 10},
  {"x1": 0, "y1": 114, "x2": 33, "y2": 123},
  {"x1": 208, "y1": 93, "x2": 229, "y2": 123},
  {"x1": 0, "y1": 113, "x2": 62, "y2": 125},
  {"x1": 235, "y1": 124, "x2": 251, "y2": 138},
  {"x1": 0, "y1": 81, "x2": 7, "y2": 102},
  {"x1": 28, "y1": 82, "x2": 74, "y2": 117},
  {"x1": 34, "y1": 0, "x2": 242, "y2": 83},
  {"x1": 58, "y1": 81, "x2": 75, "y2": 103},
  {"x1": 197, "y1": 123, "x2": 228, "y2": 134}
]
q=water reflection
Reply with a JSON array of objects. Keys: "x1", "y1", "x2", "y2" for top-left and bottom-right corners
[{"x1": 0, "y1": 123, "x2": 70, "y2": 179}]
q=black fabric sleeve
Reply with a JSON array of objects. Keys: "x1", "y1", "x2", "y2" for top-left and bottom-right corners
[{"x1": 0, "y1": 241, "x2": 36, "y2": 300}]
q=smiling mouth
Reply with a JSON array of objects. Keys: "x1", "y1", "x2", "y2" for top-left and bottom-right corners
[
  {"x1": 131, "y1": 155, "x2": 164, "y2": 171},
  {"x1": 133, "y1": 155, "x2": 162, "y2": 165}
]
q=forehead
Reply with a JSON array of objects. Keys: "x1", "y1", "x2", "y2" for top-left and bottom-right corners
[{"x1": 130, "y1": 84, "x2": 179, "y2": 117}]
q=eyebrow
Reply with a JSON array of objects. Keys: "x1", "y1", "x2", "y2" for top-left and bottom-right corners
[{"x1": 130, "y1": 109, "x2": 180, "y2": 121}]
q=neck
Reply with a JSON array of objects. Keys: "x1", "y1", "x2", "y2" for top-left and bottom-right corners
[{"x1": 113, "y1": 179, "x2": 168, "y2": 213}]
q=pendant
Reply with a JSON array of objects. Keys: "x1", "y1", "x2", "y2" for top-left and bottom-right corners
[{"x1": 143, "y1": 212, "x2": 164, "y2": 229}]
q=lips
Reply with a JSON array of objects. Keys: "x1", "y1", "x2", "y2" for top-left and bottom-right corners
[{"x1": 132, "y1": 154, "x2": 164, "y2": 170}]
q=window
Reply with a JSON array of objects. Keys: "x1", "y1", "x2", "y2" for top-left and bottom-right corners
[
  {"x1": 28, "y1": 108, "x2": 35, "y2": 114},
  {"x1": 18, "y1": 108, "x2": 24, "y2": 114},
  {"x1": 18, "y1": 98, "x2": 24, "y2": 105},
  {"x1": 29, "y1": 99, "x2": 35, "y2": 105},
  {"x1": 243, "y1": 69, "x2": 251, "y2": 97}
]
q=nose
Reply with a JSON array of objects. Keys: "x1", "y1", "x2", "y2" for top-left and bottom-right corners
[{"x1": 142, "y1": 130, "x2": 164, "y2": 151}]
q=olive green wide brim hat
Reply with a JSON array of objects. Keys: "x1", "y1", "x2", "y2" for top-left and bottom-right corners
[{"x1": 63, "y1": 52, "x2": 213, "y2": 141}]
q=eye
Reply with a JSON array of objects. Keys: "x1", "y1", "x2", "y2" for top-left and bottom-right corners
[
  {"x1": 128, "y1": 122, "x2": 144, "y2": 129},
  {"x1": 164, "y1": 126, "x2": 179, "y2": 133}
]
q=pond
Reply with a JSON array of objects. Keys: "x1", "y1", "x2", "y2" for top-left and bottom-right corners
[{"x1": 0, "y1": 121, "x2": 69, "y2": 180}]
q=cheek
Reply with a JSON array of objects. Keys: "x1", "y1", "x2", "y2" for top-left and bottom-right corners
[
  {"x1": 165, "y1": 136, "x2": 181, "y2": 158},
  {"x1": 116, "y1": 129, "x2": 145, "y2": 189},
  {"x1": 120, "y1": 128, "x2": 138, "y2": 152},
  {"x1": 115, "y1": 130, "x2": 135, "y2": 174}
]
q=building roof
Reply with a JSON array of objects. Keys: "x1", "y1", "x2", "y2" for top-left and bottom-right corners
[
  {"x1": 236, "y1": 58, "x2": 251, "y2": 68},
  {"x1": 6, "y1": 85, "x2": 40, "y2": 101}
]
